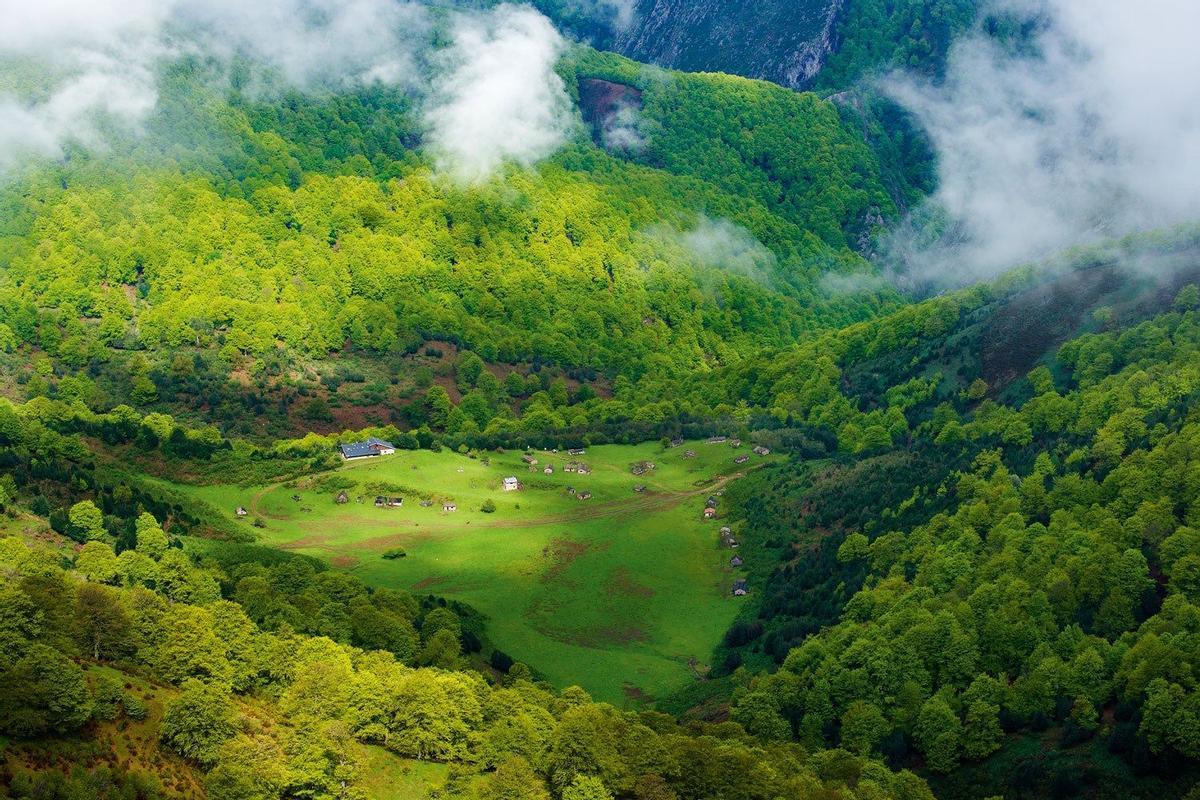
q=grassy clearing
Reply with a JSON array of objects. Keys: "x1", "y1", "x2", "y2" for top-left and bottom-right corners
[
  {"x1": 355, "y1": 748, "x2": 454, "y2": 799},
  {"x1": 176, "y1": 440, "x2": 776, "y2": 704}
]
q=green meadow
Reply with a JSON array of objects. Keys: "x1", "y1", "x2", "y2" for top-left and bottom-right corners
[{"x1": 176, "y1": 440, "x2": 775, "y2": 704}]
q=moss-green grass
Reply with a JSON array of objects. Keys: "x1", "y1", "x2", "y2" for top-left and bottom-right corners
[
  {"x1": 355, "y1": 748, "x2": 454, "y2": 799},
  {"x1": 175, "y1": 440, "x2": 775, "y2": 704}
]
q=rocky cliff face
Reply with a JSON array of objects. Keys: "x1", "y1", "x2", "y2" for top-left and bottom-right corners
[{"x1": 609, "y1": 0, "x2": 844, "y2": 89}]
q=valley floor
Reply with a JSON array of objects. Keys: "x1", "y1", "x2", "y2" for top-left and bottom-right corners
[{"x1": 173, "y1": 440, "x2": 776, "y2": 703}]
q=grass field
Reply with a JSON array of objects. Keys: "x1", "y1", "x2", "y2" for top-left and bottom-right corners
[{"x1": 175, "y1": 440, "x2": 775, "y2": 704}]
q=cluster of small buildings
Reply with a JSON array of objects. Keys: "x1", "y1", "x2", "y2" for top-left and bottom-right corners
[
  {"x1": 631, "y1": 460, "x2": 656, "y2": 476},
  {"x1": 718, "y1": 525, "x2": 748, "y2": 595},
  {"x1": 731, "y1": 443, "x2": 770, "y2": 465},
  {"x1": 374, "y1": 496, "x2": 405, "y2": 508}
]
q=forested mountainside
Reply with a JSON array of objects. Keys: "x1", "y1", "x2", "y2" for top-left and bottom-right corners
[
  {"x1": 5, "y1": 227, "x2": 1200, "y2": 799},
  {"x1": 696, "y1": 230, "x2": 1200, "y2": 798},
  {"x1": 0, "y1": 56, "x2": 900, "y2": 442},
  {"x1": 3, "y1": 1, "x2": 1199, "y2": 799}
]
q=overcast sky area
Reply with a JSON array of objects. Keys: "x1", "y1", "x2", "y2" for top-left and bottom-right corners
[{"x1": 883, "y1": 0, "x2": 1200, "y2": 286}]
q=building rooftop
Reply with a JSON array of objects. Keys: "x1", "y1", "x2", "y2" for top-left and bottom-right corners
[{"x1": 340, "y1": 436, "x2": 396, "y2": 458}]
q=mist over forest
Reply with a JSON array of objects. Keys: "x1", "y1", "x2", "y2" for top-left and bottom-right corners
[{"x1": 1, "y1": 3, "x2": 1199, "y2": 800}]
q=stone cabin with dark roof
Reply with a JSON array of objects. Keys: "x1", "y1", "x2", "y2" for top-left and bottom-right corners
[{"x1": 340, "y1": 437, "x2": 396, "y2": 460}]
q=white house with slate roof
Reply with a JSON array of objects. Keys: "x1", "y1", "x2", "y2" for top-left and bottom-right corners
[
  {"x1": 503, "y1": 476, "x2": 521, "y2": 491},
  {"x1": 340, "y1": 436, "x2": 396, "y2": 460}
]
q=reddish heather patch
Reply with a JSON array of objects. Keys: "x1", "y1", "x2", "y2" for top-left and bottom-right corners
[
  {"x1": 622, "y1": 684, "x2": 654, "y2": 705},
  {"x1": 412, "y1": 575, "x2": 452, "y2": 591},
  {"x1": 564, "y1": 623, "x2": 649, "y2": 647}
]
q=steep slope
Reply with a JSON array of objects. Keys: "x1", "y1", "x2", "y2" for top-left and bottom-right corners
[
  {"x1": 610, "y1": 0, "x2": 843, "y2": 89},
  {"x1": 655, "y1": 228, "x2": 1200, "y2": 796},
  {"x1": 545, "y1": 0, "x2": 980, "y2": 91}
]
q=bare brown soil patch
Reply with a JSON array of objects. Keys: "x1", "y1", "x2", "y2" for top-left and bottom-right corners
[
  {"x1": 541, "y1": 538, "x2": 596, "y2": 584},
  {"x1": 329, "y1": 554, "x2": 359, "y2": 569},
  {"x1": 607, "y1": 566, "x2": 655, "y2": 599},
  {"x1": 622, "y1": 684, "x2": 654, "y2": 705},
  {"x1": 411, "y1": 575, "x2": 456, "y2": 592}
]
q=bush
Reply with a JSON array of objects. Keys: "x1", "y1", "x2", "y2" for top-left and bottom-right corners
[
  {"x1": 123, "y1": 694, "x2": 148, "y2": 721},
  {"x1": 93, "y1": 677, "x2": 124, "y2": 721},
  {"x1": 382, "y1": 547, "x2": 407, "y2": 560},
  {"x1": 481, "y1": 499, "x2": 497, "y2": 513}
]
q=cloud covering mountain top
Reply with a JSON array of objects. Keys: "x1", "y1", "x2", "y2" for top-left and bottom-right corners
[{"x1": 884, "y1": 0, "x2": 1200, "y2": 286}]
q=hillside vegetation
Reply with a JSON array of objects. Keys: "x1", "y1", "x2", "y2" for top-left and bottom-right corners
[
  {"x1": 0, "y1": 518, "x2": 935, "y2": 800},
  {"x1": 0, "y1": 58, "x2": 899, "y2": 443},
  {"x1": 694, "y1": 232, "x2": 1200, "y2": 797},
  {"x1": 6, "y1": 4, "x2": 1200, "y2": 799}
]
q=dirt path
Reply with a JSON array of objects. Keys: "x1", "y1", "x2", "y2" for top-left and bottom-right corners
[{"x1": 247, "y1": 455, "x2": 384, "y2": 520}]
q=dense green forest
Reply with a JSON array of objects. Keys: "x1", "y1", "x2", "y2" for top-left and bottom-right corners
[
  {"x1": 0, "y1": 53, "x2": 901, "y2": 441},
  {"x1": 7, "y1": 221, "x2": 1200, "y2": 798},
  {"x1": 4, "y1": 2, "x2": 1200, "y2": 799}
]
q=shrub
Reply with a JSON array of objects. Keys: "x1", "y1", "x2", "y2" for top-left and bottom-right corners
[
  {"x1": 382, "y1": 547, "x2": 407, "y2": 560},
  {"x1": 93, "y1": 677, "x2": 124, "y2": 721},
  {"x1": 123, "y1": 694, "x2": 148, "y2": 721},
  {"x1": 481, "y1": 499, "x2": 497, "y2": 514}
]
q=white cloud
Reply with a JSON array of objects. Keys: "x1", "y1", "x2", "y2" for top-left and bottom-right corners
[
  {"x1": 0, "y1": 0, "x2": 167, "y2": 169},
  {"x1": 173, "y1": 0, "x2": 430, "y2": 90},
  {"x1": 0, "y1": 1, "x2": 581, "y2": 183},
  {"x1": 599, "y1": 97, "x2": 646, "y2": 151},
  {"x1": 423, "y1": 4, "x2": 577, "y2": 184},
  {"x1": 882, "y1": 0, "x2": 1200, "y2": 286},
  {"x1": 567, "y1": 0, "x2": 637, "y2": 32},
  {"x1": 648, "y1": 216, "x2": 778, "y2": 286},
  {"x1": 0, "y1": 0, "x2": 430, "y2": 175}
]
